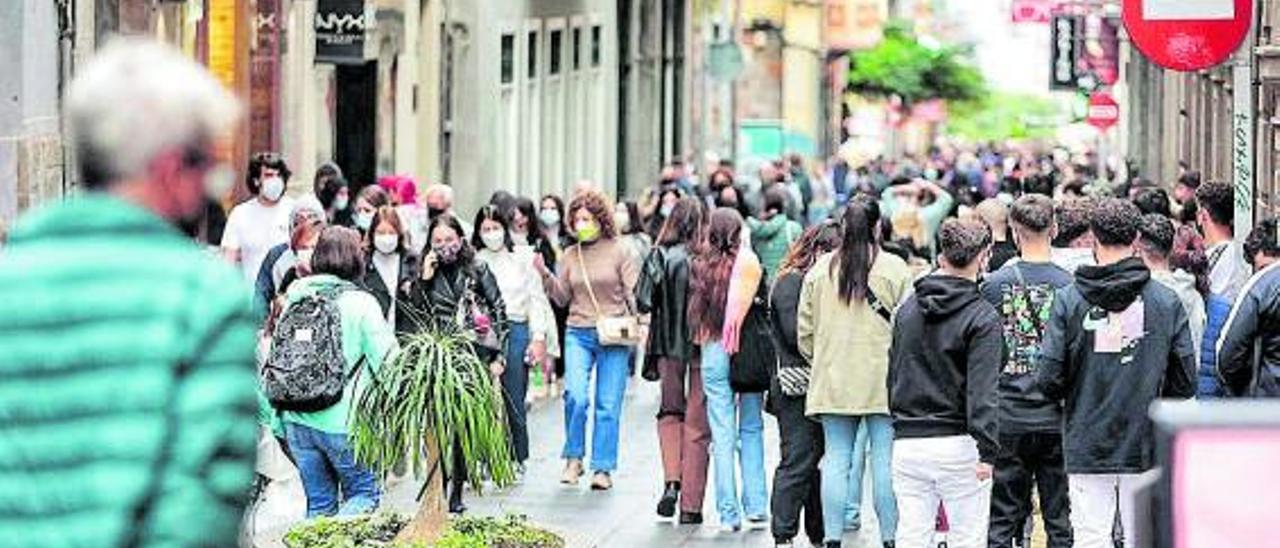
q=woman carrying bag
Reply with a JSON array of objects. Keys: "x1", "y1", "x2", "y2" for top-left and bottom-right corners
[{"x1": 535, "y1": 190, "x2": 640, "y2": 491}]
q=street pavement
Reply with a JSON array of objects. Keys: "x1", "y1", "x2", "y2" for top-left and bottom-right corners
[{"x1": 382, "y1": 377, "x2": 889, "y2": 548}]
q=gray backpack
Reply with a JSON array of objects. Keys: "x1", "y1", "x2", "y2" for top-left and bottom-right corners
[{"x1": 262, "y1": 283, "x2": 359, "y2": 412}]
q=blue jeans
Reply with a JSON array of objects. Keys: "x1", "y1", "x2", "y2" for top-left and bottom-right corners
[
  {"x1": 562, "y1": 326, "x2": 631, "y2": 472},
  {"x1": 285, "y1": 422, "x2": 380, "y2": 518},
  {"x1": 820, "y1": 414, "x2": 896, "y2": 543},
  {"x1": 502, "y1": 321, "x2": 532, "y2": 463},
  {"x1": 845, "y1": 419, "x2": 870, "y2": 527},
  {"x1": 701, "y1": 340, "x2": 768, "y2": 527}
]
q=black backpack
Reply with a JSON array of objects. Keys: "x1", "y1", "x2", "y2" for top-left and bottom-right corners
[
  {"x1": 731, "y1": 281, "x2": 776, "y2": 393},
  {"x1": 262, "y1": 283, "x2": 360, "y2": 412}
]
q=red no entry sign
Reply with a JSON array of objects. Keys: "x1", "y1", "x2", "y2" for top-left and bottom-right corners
[
  {"x1": 1122, "y1": 0, "x2": 1252, "y2": 72},
  {"x1": 1087, "y1": 91, "x2": 1120, "y2": 131}
]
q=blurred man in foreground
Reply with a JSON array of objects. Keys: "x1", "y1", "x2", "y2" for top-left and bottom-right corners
[{"x1": 0, "y1": 39, "x2": 259, "y2": 546}]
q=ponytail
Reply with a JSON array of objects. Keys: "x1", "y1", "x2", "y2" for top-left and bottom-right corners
[{"x1": 832, "y1": 197, "x2": 881, "y2": 304}]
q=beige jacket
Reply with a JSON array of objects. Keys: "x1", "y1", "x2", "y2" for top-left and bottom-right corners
[{"x1": 798, "y1": 251, "x2": 913, "y2": 416}]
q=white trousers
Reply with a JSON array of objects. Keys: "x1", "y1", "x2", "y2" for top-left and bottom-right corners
[
  {"x1": 1068, "y1": 471, "x2": 1158, "y2": 548},
  {"x1": 892, "y1": 435, "x2": 992, "y2": 548}
]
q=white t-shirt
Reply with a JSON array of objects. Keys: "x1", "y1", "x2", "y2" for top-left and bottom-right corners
[{"x1": 222, "y1": 197, "x2": 294, "y2": 283}]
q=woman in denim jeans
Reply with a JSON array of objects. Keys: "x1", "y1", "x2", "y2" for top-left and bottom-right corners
[
  {"x1": 798, "y1": 198, "x2": 914, "y2": 548},
  {"x1": 536, "y1": 190, "x2": 640, "y2": 491},
  {"x1": 688, "y1": 208, "x2": 768, "y2": 532}
]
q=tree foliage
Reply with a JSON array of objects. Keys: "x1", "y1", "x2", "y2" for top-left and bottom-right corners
[
  {"x1": 946, "y1": 92, "x2": 1066, "y2": 142},
  {"x1": 847, "y1": 22, "x2": 986, "y2": 109}
]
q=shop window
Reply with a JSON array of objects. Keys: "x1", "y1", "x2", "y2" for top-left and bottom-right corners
[
  {"x1": 573, "y1": 28, "x2": 582, "y2": 71},
  {"x1": 501, "y1": 33, "x2": 515, "y2": 84},
  {"x1": 592, "y1": 25, "x2": 602, "y2": 67},
  {"x1": 550, "y1": 30, "x2": 563, "y2": 75},
  {"x1": 527, "y1": 31, "x2": 539, "y2": 79}
]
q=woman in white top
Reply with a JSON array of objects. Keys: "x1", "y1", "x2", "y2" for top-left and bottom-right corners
[
  {"x1": 357, "y1": 206, "x2": 418, "y2": 332},
  {"x1": 473, "y1": 204, "x2": 550, "y2": 467}
]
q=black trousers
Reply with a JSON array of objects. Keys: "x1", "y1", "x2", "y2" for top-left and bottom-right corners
[
  {"x1": 988, "y1": 431, "x2": 1072, "y2": 548},
  {"x1": 770, "y1": 391, "x2": 824, "y2": 544}
]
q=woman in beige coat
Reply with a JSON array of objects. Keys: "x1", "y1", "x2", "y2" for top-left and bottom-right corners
[{"x1": 798, "y1": 197, "x2": 913, "y2": 548}]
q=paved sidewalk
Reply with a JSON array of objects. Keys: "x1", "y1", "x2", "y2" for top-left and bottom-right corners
[{"x1": 382, "y1": 378, "x2": 888, "y2": 548}]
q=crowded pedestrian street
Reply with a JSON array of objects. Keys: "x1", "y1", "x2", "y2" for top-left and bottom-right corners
[{"x1": 7, "y1": 1, "x2": 1280, "y2": 548}]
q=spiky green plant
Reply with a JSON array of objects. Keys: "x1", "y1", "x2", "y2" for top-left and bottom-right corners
[{"x1": 350, "y1": 325, "x2": 515, "y2": 493}]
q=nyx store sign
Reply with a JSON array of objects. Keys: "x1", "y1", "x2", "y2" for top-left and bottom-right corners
[{"x1": 315, "y1": 0, "x2": 367, "y2": 64}]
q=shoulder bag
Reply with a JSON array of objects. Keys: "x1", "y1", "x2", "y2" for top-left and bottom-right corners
[
  {"x1": 579, "y1": 246, "x2": 643, "y2": 347},
  {"x1": 730, "y1": 280, "x2": 776, "y2": 393}
]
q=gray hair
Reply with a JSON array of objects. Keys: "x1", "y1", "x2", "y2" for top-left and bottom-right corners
[{"x1": 67, "y1": 38, "x2": 240, "y2": 188}]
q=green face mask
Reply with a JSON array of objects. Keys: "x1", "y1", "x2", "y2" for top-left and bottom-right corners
[{"x1": 576, "y1": 221, "x2": 601, "y2": 243}]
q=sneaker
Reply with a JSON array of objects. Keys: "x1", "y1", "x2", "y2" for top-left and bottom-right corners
[
  {"x1": 656, "y1": 482, "x2": 680, "y2": 518},
  {"x1": 590, "y1": 471, "x2": 613, "y2": 491},
  {"x1": 746, "y1": 515, "x2": 769, "y2": 530},
  {"x1": 560, "y1": 459, "x2": 583, "y2": 485},
  {"x1": 678, "y1": 511, "x2": 703, "y2": 525},
  {"x1": 823, "y1": 542, "x2": 841, "y2": 548},
  {"x1": 774, "y1": 539, "x2": 794, "y2": 547},
  {"x1": 719, "y1": 523, "x2": 742, "y2": 533}
]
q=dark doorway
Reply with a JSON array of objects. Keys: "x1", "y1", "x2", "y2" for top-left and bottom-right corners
[{"x1": 335, "y1": 62, "x2": 377, "y2": 190}]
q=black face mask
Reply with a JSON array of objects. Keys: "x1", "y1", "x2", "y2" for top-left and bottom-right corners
[{"x1": 427, "y1": 206, "x2": 446, "y2": 219}]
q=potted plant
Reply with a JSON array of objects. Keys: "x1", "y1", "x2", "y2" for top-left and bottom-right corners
[{"x1": 350, "y1": 326, "x2": 516, "y2": 542}]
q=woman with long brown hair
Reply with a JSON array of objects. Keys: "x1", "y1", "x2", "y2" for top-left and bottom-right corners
[
  {"x1": 689, "y1": 207, "x2": 768, "y2": 532},
  {"x1": 636, "y1": 196, "x2": 709, "y2": 523},
  {"x1": 768, "y1": 221, "x2": 841, "y2": 546}
]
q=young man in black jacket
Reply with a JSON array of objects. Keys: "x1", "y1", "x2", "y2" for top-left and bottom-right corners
[
  {"x1": 1036, "y1": 198, "x2": 1196, "y2": 548},
  {"x1": 1217, "y1": 217, "x2": 1280, "y2": 396},
  {"x1": 889, "y1": 217, "x2": 1002, "y2": 548},
  {"x1": 979, "y1": 195, "x2": 1073, "y2": 548}
]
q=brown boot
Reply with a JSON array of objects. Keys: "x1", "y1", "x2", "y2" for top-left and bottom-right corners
[{"x1": 560, "y1": 459, "x2": 583, "y2": 485}]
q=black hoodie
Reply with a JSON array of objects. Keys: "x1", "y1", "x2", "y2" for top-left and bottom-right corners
[
  {"x1": 1036, "y1": 256, "x2": 1196, "y2": 474},
  {"x1": 888, "y1": 274, "x2": 1003, "y2": 463}
]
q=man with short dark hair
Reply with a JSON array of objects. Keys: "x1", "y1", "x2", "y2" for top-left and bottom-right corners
[
  {"x1": 1196, "y1": 181, "x2": 1249, "y2": 302},
  {"x1": 1050, "y1": 197, "x2": 1095, "y2": 274},
  {"x1": 889, "y1": 218, "x2": 1002, "y2": 548},
  {"x1": 1132, "y1": 187, "x2": 1172, "y2": 218},
  {"x1": 1136, "y1": 214, "x2": 1206, "y2": 356},
  {"x1": 980, "y1": 195, "x2": 1073, "y2": 548},
  {"x1": 1217, "y1": 217, "x2": 1280, "y2": 396},
  {"x1": 1037, "y1": 198, "x2": 1195, "y2": 548}
]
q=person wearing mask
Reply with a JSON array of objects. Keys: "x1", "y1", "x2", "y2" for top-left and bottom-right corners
[
  {"x1": 0, "y1": 40, "x2": 257, "y2": 546},
  {"x1": 635, "y1": 197, "x2": 710, "y2": 524},
  {"x1": 540, "y1": 193, "x2": 576, "y2": 386},
  {"x1": 749, "y1": 184, "x2": 804, "y2": 281},
  {"x1": 1217, "y1": 217, "x2": 1280, "y2": 396},
  {"x1": 402, "y1": 213, "x2": 508, "y2": 513},
  {"x1": 1037, "y1": 198, "x2": 1196, "y2": 548},
  {"x1": 888, "y1": 218, "x2": 1002, "y2": 548},
  {"x1": 616, "y1": 200, "x2": 652, "y2": 272},
  {"x1": 1137, "y1": 215, "x2": 1207, "y2": 357},
  {"x1": 353, "y1": 185, "x2": 391, "y2": 237},
  {"x1": 474, "y1": 205, "x2": 550, "y2": 470},
  {"x1": 880, "y1": 178, "x2": 954, "y2": 256},
  {"x1": 280, "y1": 227, "x2": 398, "y2": 517},
  {"x1": 303, "y1": 161, "x2": 342, "y2": 219},
  {"x1": 978, "y1": 195, "x2": 1073, "y2": 548},
  {"x1": 1196, "y1": 181, "x2": 1250, "y2": 303},
  {"x1": 645, "y1": 187, "x2": 683, "y2": 239},
  {"x1": 424, "y1": 183, "x2": 462, "y2": 228},
  {"x1": 510, "y1": 197, "x2": 564, "y2": 398},
  {"x1": 688, "y1": 208, "x2": 769, "y2": 533},
  {"x1": 715, "y1": 182, "x2": 752, "y2": 221},
  {"x1": 769, "y1": 222, "x2": 842, "y2": 547},
  {"x1": 1172, "y1": 170, "x2": 1201, "y2": 224},
  {"x1": 1050, "y1": 197, "x2": 1096, "y2": 274},
  {"x1": 974, "y1": 199, "x2": 1018, "y2": 272},
  {"x1": 358, "y1": 206, "x2": 419, "y2": 330},
  {"x1": 274, "y1": 215, "x2": 325, "y2": 299},
  {"x1": 255, "y1": 201, "x2": 327, "y2": 315},
  {"x1": 222, "y1": 151, "x2": 295, "y2": 283},
  {"x1": 316, "y1": 174, "x2": 354, "y2": 227},
  {"x1": 535, "y1": 190, "x2": 640, "y2": 491},
  {"x1": 800, "y1": 198, "x2": 912, "y2": 548}
]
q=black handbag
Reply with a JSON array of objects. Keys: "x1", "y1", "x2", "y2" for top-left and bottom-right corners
[{"x1": 730, "y1": 282, "x2": 775, "y2": 393}]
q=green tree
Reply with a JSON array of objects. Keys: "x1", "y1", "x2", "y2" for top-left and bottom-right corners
[{"x1": 846, "y1": 23, "x2": 986, "y2": 110}]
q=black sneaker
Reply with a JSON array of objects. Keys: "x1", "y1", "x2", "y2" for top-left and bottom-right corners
[
  {"x1": 824, "y1": 542, "x2": 841, "y2": 548},
  {"x1": 678, "y1": 511, "x2": 703, "y2": 525},
  {"x1": 656, "y1": 481, "x2": 680, "y2": 517}
]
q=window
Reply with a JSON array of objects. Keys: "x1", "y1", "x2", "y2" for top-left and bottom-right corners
[
  {"x1": 500, "y1": 33, "x2": 515, "y2": 84},
  {"x1": 591, "y1": 25, "x2": 602, "y2": 67},
  {"x1": 572, "y1": 28, "x2": 582, "y2": 70},
  {"x1": 527, "y1": 31, "x2": 538, "y2": 79},
  {"x1": 549, "y1": 30, "x2": 563, "y2": 75}
]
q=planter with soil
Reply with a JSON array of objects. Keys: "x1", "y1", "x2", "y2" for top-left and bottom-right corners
[{"x1": 283, "y1": 513, "x2": 563, "y2": 548}]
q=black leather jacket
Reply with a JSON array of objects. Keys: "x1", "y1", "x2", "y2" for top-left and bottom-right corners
[
  {"x1": 358, "y1": 251, "x2": 420, "y2": 323},
  {"x1": 636, "y1": 244, "x2": 696, "y2": 361},
  {"x1": 1218, "y1": 263, "x2": 1280, "y2": 396},
  {"x1": 401, "y1": 261, "x2": 508, "y2": 361}
]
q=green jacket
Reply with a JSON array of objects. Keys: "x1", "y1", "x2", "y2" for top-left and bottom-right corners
[
  {"x1": 279, "y1": 274, "x2": 398, "y2": 435},
  {"x1": 749, "y1": 215, "x2": 802, "y2": 280},
  {"x1": 0, "y1": 195, "x2": 259, "y2": 547}
]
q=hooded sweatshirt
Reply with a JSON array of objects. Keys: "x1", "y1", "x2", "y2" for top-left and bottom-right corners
[
  {"x1": 888, "y1": 274, "x2": 1003, "y2": 463},
  {"x1": 1036, "y1": 257, "x2": 1196, "y2": 474},
  {"x1": 1151, "y1": 269, "x2": 1207, "y2": 358}
]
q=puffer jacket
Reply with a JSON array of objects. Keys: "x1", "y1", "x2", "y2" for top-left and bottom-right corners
[
  {"x1": 1197, "y1": 293, "x2": 1233, "y2": 397},
  {"x1": 1217, "y1": 262, "x2": 1280, "y2": 396},
  {"x1": 749, "y1": 214, "x2": 802, "y2": 280},
  {"x1": 636, "y1": 244, "x2": 696, "y2": 362},
  {"x1": 402, "y1": 260, "x2": 508, "y2": 362}
]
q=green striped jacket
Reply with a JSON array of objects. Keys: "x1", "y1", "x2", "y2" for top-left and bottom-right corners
[{"x1": 0, "y1": 195, "x2": 259, "y2": 547}]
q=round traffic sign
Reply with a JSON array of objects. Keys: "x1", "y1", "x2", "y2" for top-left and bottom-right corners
[
  {"x1": 1086, "y1": 91, "x2": 1120, "y2": 131},
  {"x1": 1122, "y1": 0, "x2": 1252, "y2": 72}
]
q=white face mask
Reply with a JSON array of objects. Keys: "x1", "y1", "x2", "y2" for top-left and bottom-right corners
[
  {"x1": 374, "y1": 233, "x2": 399, "y2": 255},
  {"x1": 333, "y1": 195, "x2": 350, "y2": 211},
  {"x1": 355, "y1": 211, "x2": 374, "y2": 230},
  {"x1": 481, "y1": 230, "x2": 506, "y2": 251},
  {"x1": 261, "y1": 176, "x2": 285, "y2": 202}
]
